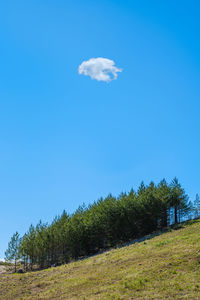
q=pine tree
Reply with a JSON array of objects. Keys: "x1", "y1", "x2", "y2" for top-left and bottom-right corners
[
  {"x1": 5, "y1": 232, "x2": 21, "y2": 272},
  {"x1": 157, "y1": 179, "x2": 170, "y2": 228},
  {"x1": 194, "y1": 194, "x2": 200, "y2": 218},
  {"x1": 169, "y1": 178, "x2": 189, "y2": 224},
  {"x1": 137, "y1": 181, "x2": 146, "y2": 195}
]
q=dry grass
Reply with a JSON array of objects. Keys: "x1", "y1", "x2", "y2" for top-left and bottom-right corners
[{"x1": 0, "y1": 219, "x2": 200, "y2": 299}]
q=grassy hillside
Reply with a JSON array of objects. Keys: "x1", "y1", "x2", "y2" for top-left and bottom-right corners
[{"x1": 0, "y1": 219, "x2": 200, "y2": 300}]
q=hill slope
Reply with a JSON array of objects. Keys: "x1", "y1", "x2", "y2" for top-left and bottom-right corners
[{"x1": 0, "y1": 219, "x2": 200, "y2": 299}]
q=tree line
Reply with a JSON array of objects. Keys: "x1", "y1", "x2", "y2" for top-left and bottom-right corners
[{"x1": 5, "y1": 178, "x2": 200, "y2": 271}]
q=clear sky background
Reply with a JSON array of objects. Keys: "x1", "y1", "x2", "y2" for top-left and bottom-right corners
[{"x1": 0, "y1": 0, "x2": 200, "y2": 258}]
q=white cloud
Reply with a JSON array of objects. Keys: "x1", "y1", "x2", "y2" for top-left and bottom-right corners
[{"x1": 78, "y1": 57, "x2": 122, "y2": 82}]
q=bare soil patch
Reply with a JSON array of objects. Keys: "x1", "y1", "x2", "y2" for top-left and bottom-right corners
[{"x1": 0, "y1": 265, "x2": 7, "y2": 274}]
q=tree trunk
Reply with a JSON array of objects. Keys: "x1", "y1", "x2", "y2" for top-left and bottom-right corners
[
  {"x1": 15, "y1": 259, "x2": 17, "y2": 273},
  {"x1": 174, "y1": 206, "x2": 178, "y2": 224},
  {"x1": 161, "y1": 208, "x2": 168, "y2": 228}
]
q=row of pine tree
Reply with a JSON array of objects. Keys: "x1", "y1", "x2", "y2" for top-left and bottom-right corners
[{"x1": 5, "y1": 178, "x2": 200, "y2": 271}]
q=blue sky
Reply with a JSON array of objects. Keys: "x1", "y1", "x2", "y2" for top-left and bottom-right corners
[{"x1": 0, "y1": 0, "x2": 200, "y2": 258}]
